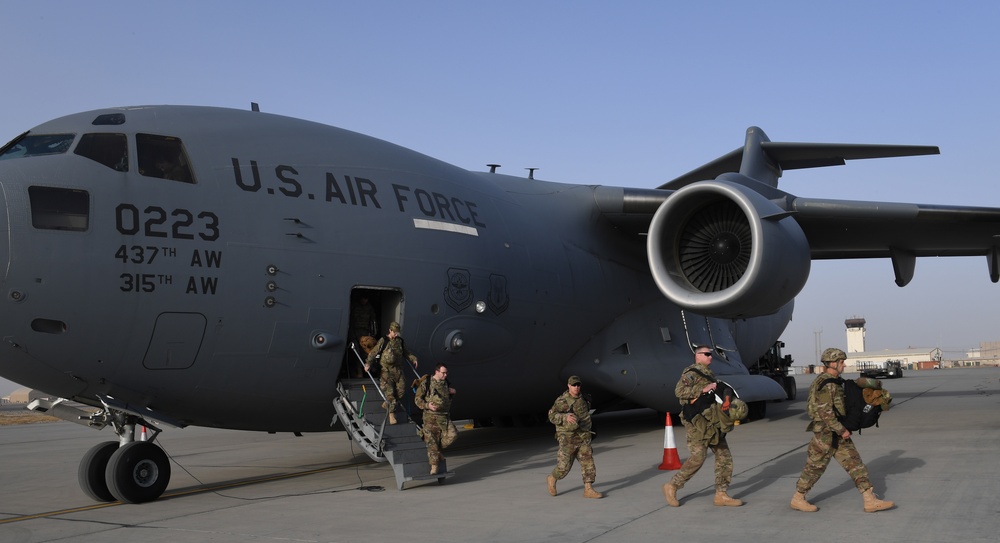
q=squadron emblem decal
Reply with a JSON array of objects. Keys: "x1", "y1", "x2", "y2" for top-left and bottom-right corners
[
  {"x1": 488, "y1": 274, "x2": 510, "y2": 315},
  {"x1": 444, "y1": 268, "x2": 473, "y2": 312}
]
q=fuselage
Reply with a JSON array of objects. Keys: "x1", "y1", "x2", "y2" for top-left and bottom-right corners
[{"x1": 0, "y1": 106, "x2": 789, "y2": 431}]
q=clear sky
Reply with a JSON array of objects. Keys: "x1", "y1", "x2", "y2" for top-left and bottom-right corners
[{"x1": 1, "y1": 2, "x2": 998, "y2": 394}]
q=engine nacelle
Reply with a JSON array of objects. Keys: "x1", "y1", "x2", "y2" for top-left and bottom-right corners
[{"x1": 646, "y1": 179, "x2": 811, "y2": 318}]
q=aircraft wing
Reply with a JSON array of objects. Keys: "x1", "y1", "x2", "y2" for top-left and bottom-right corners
[
  {"x1": 599, "y1": 127, "x2": 999, "y2": 319},
  {"x1": 790, "y1": 198, "x2": 1000, "y2": 284}
]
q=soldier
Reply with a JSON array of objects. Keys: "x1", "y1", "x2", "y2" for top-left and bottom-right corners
[
  {"x1": 791, "y1": 347, "x2": 894, "y2": 513},
  {"x1": 414, "y1": 363, "x2": 458, "y2": 475},
  {"x1": 364, "y1": 321, "x2": 418, "y2": 424},
  {"x1": 546, "y1": 376, "x2": 602, "y2": 499},
  {"x1": 663, "y1": 346, "x2": 743, "y2": 507}
]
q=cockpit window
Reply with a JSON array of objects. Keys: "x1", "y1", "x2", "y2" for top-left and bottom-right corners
[
  {"x1": 0, "y1": 134, "x2": 75, "y2": 160},
  {"x1": 28, "y1": 186, "x2": 90, "y2": 232},
  {"x1": 74, "y1": 133, "x2": 128, "y2": 172},
  {"x1": 137, "y1": 133, "x2": 194, "y2": 183}
]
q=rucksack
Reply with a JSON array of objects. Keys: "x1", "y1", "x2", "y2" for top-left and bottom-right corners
[
  {"x1": 829, "y1": 378, "x2": 882, "y2": 432},
  {"x1": 680, "y1": 367, "x2": 745, "y2": 428}
]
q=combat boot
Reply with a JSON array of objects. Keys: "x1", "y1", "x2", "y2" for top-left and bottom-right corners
[
  {"x1": 662, "y1": 482, "x2": 679, "y2": 507},
  {"x1": 790, "y1": 491, "x2": 818, "y2": 512},
  {"x1": 388, "y1": 412, "x2": 397, "y2": 425},
  {"x1": 583, "y1": 483, "x2": 603, "y2": 499},
  {"x1": 546, "y1": 475, "x2": 557, "y2": 496},
  {"x1": 713, "y1": 490, "x2": 743, "y2": 507},
  {"x1": 862, "y1": 488, "x2": 894, "y2": 512}
]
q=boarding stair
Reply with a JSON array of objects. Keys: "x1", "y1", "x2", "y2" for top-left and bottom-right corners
[{"x1": 333, "y1": 376, "x2": 454, "y2": 490}]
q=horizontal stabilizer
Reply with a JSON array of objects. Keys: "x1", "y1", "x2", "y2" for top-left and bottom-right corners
[{"x1": 660, "y1": 126, "x2": 939, "y2": 190}]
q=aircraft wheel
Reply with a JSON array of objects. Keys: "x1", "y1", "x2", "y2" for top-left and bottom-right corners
[
  {"x1": 783, "y1": 375, "x2": 798, "y2": 401},
  {"x1": 106, "y1": 441, "x2": 171, "y2": 504},
  {"x1": 78, "y1": 441, "x2": 119, "y2": 502}
]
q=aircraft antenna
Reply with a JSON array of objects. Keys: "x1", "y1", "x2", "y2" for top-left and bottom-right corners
[
  {"x1": 251, "y1": 102, "x2": 260, "y2": 112},
  {"x1": 487, "y1": 164, "x2": 500, "y2": 173},
  {"x1": 526, "y1": 167, "x2": 538, "y2": 179}
]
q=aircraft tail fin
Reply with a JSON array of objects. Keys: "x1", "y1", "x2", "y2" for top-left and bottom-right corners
[{"x1": 659, "y1": 127, "x2": 939, "y2": 190}]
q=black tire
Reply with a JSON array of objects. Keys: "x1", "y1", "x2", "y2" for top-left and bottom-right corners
[
  {"x1": 106, "y1": 441, "x2": 171, "y2": 504},
  {"x1": 783, "y1": 375, "x2": 798, "y2": 401},
  {"x1": 748, "y1": 400, "x2": 767, "y2": 421},
  {"x1": 78, "y1": 441, "x2": 119, "y2": 502}
]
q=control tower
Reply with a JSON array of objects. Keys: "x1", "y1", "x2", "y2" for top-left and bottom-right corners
[{"x1": 845, "y1": 317, "x2": 866, "y2": 353}]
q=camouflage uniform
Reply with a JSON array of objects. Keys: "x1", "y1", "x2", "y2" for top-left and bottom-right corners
[
  {"x1": 794, "y1": 372, "x2": 872, "y2": 494},
  {"x1": 671, "y1": 363, "x2": 735, "y2": 492},
  {"x1": 547, "y1": 389, "x2": 596, "y2": 484},
  {"x1": 415, "y1": 375, "x2": 458, "y2": 469},
  {"x1": 366, "y1": 334, "x2": 417, "y2": 413}
]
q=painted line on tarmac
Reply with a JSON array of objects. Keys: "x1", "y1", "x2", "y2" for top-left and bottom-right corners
[{"x1": 0, "y1": 460, "x2": 372, "y2": 525}]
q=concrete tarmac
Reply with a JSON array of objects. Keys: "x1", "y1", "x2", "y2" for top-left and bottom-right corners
[{"x1": 1, "y1": 368, "x2": 998, "y2": 543}]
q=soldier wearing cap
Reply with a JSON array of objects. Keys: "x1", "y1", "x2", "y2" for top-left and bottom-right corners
[
  {"x1": 790, "y1": 347, "x2": 894, "y2": 513},
  {"x1": 663, "y1": 346, "x2": 743, "y2": 507},
  {"x1": 365, "y1": 321, "x2": 418, "y2": 424},
  {"x1": 546, "y1": 376, "x2": 602, "y2": 498}
]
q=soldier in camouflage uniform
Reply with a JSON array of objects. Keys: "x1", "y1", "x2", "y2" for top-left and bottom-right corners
[
  {"x1": 790, "y1": 347, "x2": 894, "y2": 513},
  {"x1": 546, "y1": 376, "x2": 602, "y2": 499},
  {"x1": 364, "y1": 321, "x2": 418, "y2": 425},
  {"x1": 663, "y1": 346, "x2": 743, "y2": 507},
  {"x1": 414, "y1": 363, "x2": 458, "y2": 475}
]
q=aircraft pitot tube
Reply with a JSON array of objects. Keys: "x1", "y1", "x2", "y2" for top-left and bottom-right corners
[{"x1": 646, "y1": 176, "x2": 811, "y2": 318}]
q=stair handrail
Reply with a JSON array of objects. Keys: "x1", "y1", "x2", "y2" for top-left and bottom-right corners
[
  {"x1": 351, "y1": 340, "x2": 428, "y2": 435},
  {"x1": 349, "y1": 341, "x2": 388, "y2": 402},
  {"x1": 348, "y1": 341, "x2": 391, "y2": 452},
  {"x1": 403, "y1": 358, "x2": 427, "y2": 433}
]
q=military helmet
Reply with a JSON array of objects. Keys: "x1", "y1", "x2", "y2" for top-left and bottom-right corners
[
  {"x1": 728, "y1": 398, "x2": 749, "y2": 421},
  {"x1": 820, "y1": 347, "x2": 847, "y2": 364},
  {"x1": 388, "y1": 321, "x2": 401, "y2": 333}
]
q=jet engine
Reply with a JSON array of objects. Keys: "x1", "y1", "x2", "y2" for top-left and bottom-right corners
[{"x1": 646, "y1": 178, "x2": 810, "y2": 318}]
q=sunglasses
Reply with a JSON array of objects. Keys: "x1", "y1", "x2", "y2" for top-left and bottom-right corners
[
  {"x1": 569, "y1": 383, "x2": 582, "y2": 387},
  {"x1": 698, "y1": 352, "x2": 713, "y2": 357}
]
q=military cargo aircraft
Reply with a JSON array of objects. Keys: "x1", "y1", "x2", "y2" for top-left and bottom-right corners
[{"x1": 1, "y1": 105, "x2": 997, "y2": 502}]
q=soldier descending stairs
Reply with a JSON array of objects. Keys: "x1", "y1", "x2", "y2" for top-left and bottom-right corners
[{"x1": 332, "y1": 341, "x2": 454, "y2": 490}]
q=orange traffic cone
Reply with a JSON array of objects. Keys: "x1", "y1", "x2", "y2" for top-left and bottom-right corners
[
  {"x1": 140, "y1": 426, "x2": 148, "y2": 441},
  {"x1": 657, "y1": 413, "x2": 682, "y2": 470}
]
